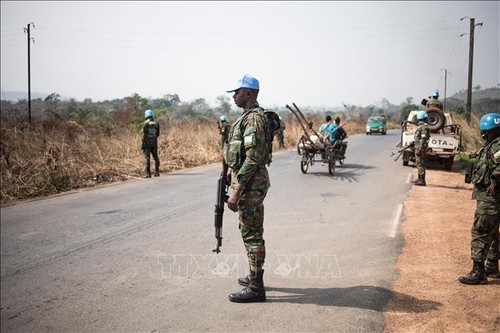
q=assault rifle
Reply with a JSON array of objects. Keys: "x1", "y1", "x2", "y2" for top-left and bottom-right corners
[
  {"x1": 213, "y1": 161, "x2": 229, "y2": 254},
  {"x1": 390, "y1": 141, "x2": 415, "y2": 161}
]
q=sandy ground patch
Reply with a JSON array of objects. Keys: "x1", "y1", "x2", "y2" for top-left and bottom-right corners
[{"x1": 384, "y1": 166, "x2": 500, "y2": 333}]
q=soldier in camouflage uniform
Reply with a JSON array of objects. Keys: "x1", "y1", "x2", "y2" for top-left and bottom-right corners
[
  {"x1": 217, "y1": 115, "x2": 230, "y2": 151},
  {"x1": 413, "y1": 111, "x2": 430, "y2": 186},
  {"x1": 142, "y1": 109, "x2": 160, "y2": 178},
  {"x1": 276, "y1": 116, "x2": 286, "y2": 149},
  {"x1": 459, "y1": 113, "x2": 500, "y2": 284},
  {"x1": 426, "y1": 90, "x2": 443, "y2": 110},
  {"x1": 224, "y1": 74, "x2": 270, "y2": 303}
]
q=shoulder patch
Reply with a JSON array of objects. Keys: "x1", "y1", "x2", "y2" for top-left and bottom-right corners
[
  {"x1": 244, "y1": 134, "x2": 255, "y2": 146},
  {"x1": 493, "y1": 149, "x2": 500, "y2": 162}
]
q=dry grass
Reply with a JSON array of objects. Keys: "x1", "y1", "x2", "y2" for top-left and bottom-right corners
[
  {"x1": 0, "y1": 112, "x2": 481, "y2": 205},
  {"x1": 0, "y1": 117, "x2": 221, "y2": 204},
  {"x1": 453, "y1": 112, "x2": 483, "y2": 153}
]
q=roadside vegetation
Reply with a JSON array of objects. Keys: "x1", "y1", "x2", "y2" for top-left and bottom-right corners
[{"x1": 1, "y1": 88, "x2": 497, "y2": 205}]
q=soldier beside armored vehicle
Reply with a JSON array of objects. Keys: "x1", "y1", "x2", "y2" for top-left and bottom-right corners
[{"x1": 399, "y1": 107, "x2": 462, "y2": 170}]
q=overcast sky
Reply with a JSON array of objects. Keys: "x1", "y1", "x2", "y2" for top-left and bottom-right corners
[{"x1": 1, "y1": 1, "x2": 499, "y2": 109}]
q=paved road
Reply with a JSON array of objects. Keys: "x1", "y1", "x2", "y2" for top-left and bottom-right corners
[{"x1": 1, "y1": 130, "x2": 414, "y2": 332}]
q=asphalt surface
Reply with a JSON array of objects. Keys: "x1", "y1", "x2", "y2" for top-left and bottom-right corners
[{"x1": 1, "y1": 130, "x2": 413, "y2": 332}]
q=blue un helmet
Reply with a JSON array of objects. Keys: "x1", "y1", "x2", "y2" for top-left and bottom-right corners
[
  {"x1": 220, "y1": 115, "x2": 227, "y2": 122},
  {"x1": 416, "y1": 111, "x2": 428, "y2": 120},
  {"x1": 145, "y1": 109, "x2": 154, "y2": 119},
  {"x1": 431, "y1": 90, "x2": 440, "y2": 98},
  {"x1": 479, "y1": 113, "x2": 500, "y2": 131}
]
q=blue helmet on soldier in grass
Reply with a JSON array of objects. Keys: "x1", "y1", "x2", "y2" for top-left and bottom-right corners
[
  {"x1": 416, "y1": 111, "x2": 428, "y2": 120},
  {"x1": 145, "y1": 109, "x2": 154, "y2": 119},
  {"x1": 220, "y1": 115, "x2": 227, "y2": 122}
]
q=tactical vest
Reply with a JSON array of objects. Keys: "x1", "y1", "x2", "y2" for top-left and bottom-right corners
[
  {"x1": 426, "y1": 99, "x2": 443, "y2": 110},
  {"x1": 472, "y1": 136, "x2": 500, "y2": 187},
  {"x1": 225, "y1": 108, "x2": 259, "y2": 168},
  {"x1": 144, "y1": 120, "x2": 159, "y2": 147},
  {"x1": 414, "y1": 122, "x2": 430, "y2": 150}
]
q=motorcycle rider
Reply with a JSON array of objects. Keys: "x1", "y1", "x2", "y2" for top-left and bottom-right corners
[{"x1": 334, "y1": 116, "x2": 348, "y2": 159}]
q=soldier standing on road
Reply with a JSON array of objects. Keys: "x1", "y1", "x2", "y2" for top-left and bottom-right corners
[
  {"x1": 218, "y1": 115, "x2": 230, "y2": 151},
  {"x1": 276, "y1": 116, "x2": 286, "y2": 149},
  {"x1": 459, "y1": 113, "x2": 500, "y2": 284},
  {"x1": 224, "y1": 74, "x2": 270, "y2": 303},
  {"x1": 142, "y1": 109, "x2": 160, "y2": 178},
  {"x1": 413, "y1": 111, "x2": 430, "y2": 186}
]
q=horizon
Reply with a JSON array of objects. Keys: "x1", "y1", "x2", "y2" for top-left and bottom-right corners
[{"x1": 2, "y1": 84, "x2": 498, "y2": 110}]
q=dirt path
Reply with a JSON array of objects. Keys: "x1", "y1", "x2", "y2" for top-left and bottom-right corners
[{"x1": 384, "y1": 167, "x2": 500, "y2": 332}]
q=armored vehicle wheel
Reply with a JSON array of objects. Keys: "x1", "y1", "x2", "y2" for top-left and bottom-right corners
[{"x1": 425, "y1": 107, "x2": 446, "y2": 131}]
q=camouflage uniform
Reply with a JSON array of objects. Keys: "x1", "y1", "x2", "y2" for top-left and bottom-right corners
[
  {"x1": 276, "y1": 119, "x2": 285, "y2": 148},
  {"x1": 142, "y1": 118, "x2": 160, "y2": 176},
  {"x1": 225, "y1": 102, "x2": 270, "y2": 272},
  {"x1": 218, "y1": 120, "x2": 231, "y2": 151},
  {"x1": 470, "y1": 136, "x2": 500, "y2": 263},
  {"x1": 414, "y1": 120, "x2": 430, "y2": 181},
  {"x1": 426, "y1": 98, "x2": 443, "y2": 110}
]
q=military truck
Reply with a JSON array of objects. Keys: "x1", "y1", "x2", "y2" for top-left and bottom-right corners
[{"x1": 398, "y1": 109, "x2": 462, "y2": 170}]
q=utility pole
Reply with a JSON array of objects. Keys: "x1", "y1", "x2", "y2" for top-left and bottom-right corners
[
  {"x1": 441, "y1": 68, "x2": 448, "y2": 111},
  {"x1": 461, "y1": 17, "x2": 483, "y2": 124},
  {"x1": 24, "y1": 22, "x2": 35, "y2": 126}
]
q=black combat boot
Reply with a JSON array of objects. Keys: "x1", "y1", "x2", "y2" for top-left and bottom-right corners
[
  {"x1": 229, "y1": 270, "x2": 266, "y2": 303},
  {"x1": 485, "y1": 260, "x2": 500, "y2": 278},
  {"x1": 144, "y1": 167, "x2": 152, "y2": 178},
  {"x1": 414, "y1": 177, "x2": 426, "y2": 186},
  {"x1": 237, "y1": 274, "x2": 250, "y2": 287},
  {"x1": 459, "y1": 261, "x2": 488, "y2": 285},
  {"x1": 154, "y1": 162, "x2": 160, "y2": 177}
]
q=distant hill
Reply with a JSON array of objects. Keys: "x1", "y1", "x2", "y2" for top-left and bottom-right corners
[
  {"x1": 446, "y1": 87, "x2": 500, "y2": 115},
  {"x1": 449, "y1": 87, "x2": 500, "y2": 101}
]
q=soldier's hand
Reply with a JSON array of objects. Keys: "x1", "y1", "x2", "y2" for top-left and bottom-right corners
[
  {"x1": 487, "y1": 180, "x2": 497, "y2": 194},
  {"x1": 228, "y1": 191, "x2": 240, "y2": 212},
  {"x1": 415, "y1": 149, "x2": 422, "y2": 156}
]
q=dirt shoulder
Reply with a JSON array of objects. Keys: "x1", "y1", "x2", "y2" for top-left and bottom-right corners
[{"x1": 384, "y1": 166, "x2": 500, "y2": 333}]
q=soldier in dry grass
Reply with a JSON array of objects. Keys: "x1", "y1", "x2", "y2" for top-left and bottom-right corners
[
  {"x1": 141, "y1": 109, "x2": 160, "y2": 178},
  {"x1": 217, "y1": 115, "x2": 230, "y2": 151},
  {"x1": 276, "y1": 116, "x2": 286, "y2": 149}
]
